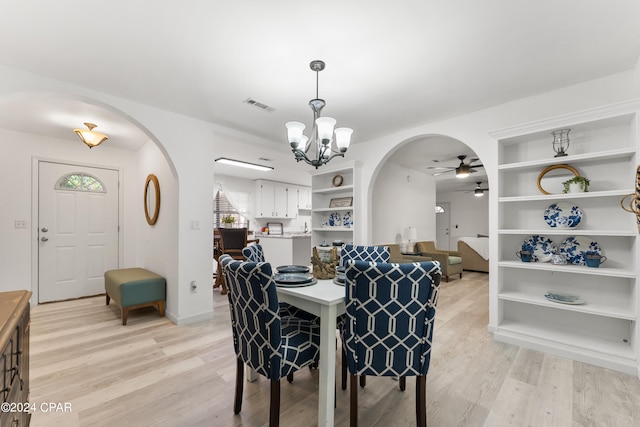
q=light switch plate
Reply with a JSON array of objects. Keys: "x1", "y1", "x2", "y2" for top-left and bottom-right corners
[{"x1": 15, "y1": 220, "x2": 27, "y2": 229}]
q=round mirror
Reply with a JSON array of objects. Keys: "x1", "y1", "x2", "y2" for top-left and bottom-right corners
[
  {"x1": 144, "y1": 174, "x2": 160, "y2": 225},
  {"x1": 537, "y1": 164, "x2": 579, "y2": 195}
]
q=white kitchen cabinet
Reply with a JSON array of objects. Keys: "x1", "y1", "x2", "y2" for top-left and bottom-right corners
[
  {"x1": 490, "y1": 100, "x2": 640, "y2": 375},
  {"x1": 255, "y1": 180, "x2": 310, "y2": 218},
  {"x1": 298, "y1": 186, "x2": 312, "y2": 210}
]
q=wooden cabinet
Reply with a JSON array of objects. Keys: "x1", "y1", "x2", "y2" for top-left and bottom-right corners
[
  {"x1": 310, "y1": 161, "x2": 359, "y2": 248},
  {"x1": 255, "y1": 180, "x2": 309, "y2": 219},
  {"x1": 491, "y1": 100, "x2": 640, "y2": 375},
  {"x1": 0, "y1": 290, "x2": 31, "y2": 427}
]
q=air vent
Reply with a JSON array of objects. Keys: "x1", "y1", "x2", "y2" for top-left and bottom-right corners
[{"x1": 243, "y1": 98, "x2": 275, "y2": 112}]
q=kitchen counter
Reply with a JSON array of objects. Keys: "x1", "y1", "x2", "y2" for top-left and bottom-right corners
[
  {"x1": 255, "y1": 233, "x2": 312, "y2": 239},
  {"x1": 256, "y1": 234, "x2": 312, "y2": 266}
]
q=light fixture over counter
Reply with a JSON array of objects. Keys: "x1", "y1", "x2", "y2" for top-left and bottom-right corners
[
  {"x1": 215, "y1": 157, "x2": 274, "y2": 171},
  {"x1": 73, "y1": 122, "x2": 108, "y2": 148},
  {"x1": 286, "y1": 60, "x2": 352, "y2": 169}
]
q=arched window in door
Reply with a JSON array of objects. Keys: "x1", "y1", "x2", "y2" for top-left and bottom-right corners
[
  {"x1": 55, "y1": 173, "x2": 106, "y2": 193},
  {"x1": 435, "y1": 205, "x2": 445, "y2": 214}
]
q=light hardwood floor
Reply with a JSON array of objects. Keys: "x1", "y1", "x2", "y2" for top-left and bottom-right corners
[{"x1": 29, "y1": 272, "x2": 640, "y2": 426}]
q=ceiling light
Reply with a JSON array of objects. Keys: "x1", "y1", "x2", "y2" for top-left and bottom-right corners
[
  {"x1": 456, "y1": 164, "x2": 471, "y2": 178},
  {"x1": 214, "y1": 157, "x2": 273, "y2": 171},
  {"x1": 286, "y1": 60, "x2": 353, "y2": 169},
  {"x1": 474, "y1": 182, "x2": 485, "y2": 196},
  {"x1": 73, "y1": 122, "x2": 108, "y2": 148}
]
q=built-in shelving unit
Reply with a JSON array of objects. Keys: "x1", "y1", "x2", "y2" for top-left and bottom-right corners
[
  {"x1": 491, "y1": 100, "x2": 640, "y2": 375},
  {"x1": 310, "y1": 161, "x2": 359, "y2": 248}
]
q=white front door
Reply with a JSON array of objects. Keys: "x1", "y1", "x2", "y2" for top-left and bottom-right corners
[
  {"x1": 38, "y1": 162, "x2": 119, "y2": 302},
  {"x1": 435, "y1": 202, "x2": 451, "y2": 250}
]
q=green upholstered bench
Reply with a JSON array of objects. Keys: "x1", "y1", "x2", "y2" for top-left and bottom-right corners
[{"x1": 105, "y1": 268, "x2": 166, "y2": 325}]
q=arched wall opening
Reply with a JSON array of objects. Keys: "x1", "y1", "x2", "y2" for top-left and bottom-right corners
[
  {"x1": 365, "y1": 133, "x2": 489, "y2": 249},
  {"x1": 0, "y1": 91, "x2": 180, "y2": 317}
]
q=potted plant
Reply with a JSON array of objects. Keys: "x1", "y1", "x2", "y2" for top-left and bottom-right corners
[
  {"x1": 562, "y1": 176, "x2": 590, "y2": 194},
  {"x1": 221, "y1": 215, "x2": 235, "y2": 227}
]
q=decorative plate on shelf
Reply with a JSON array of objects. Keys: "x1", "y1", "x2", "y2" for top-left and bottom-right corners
[
  {"x1": 342, "y1": 211, "x2": 353, "y2": 227},
  {"x1": 543, "y1": 202, "x2": 583, "y2": 228},
  {"x1": 329, "y1": 212, "x2": 342, "y2": 226},
  {"x1": 559, "y1": 236, "x2": 602, "y2": 265},
  {"x1": 522, "y1": 235, "x2": 557, "y2": 262},
  {"x1": 544, "y1": 293, "x2": 585, "y2": 305}
]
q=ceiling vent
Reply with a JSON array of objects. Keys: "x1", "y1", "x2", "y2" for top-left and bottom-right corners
[{"x1": 243, "y1": 98, "x2": 275, "y2": 112}]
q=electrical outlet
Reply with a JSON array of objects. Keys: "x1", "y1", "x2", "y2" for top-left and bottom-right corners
[{"x1": 190, "y1": 280, "x2": 197, "y2": 293}]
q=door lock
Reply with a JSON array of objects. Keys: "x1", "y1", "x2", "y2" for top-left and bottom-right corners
[
  {"x1": 41, "y1": 237, "x2": 49, "y2": 242},
  {"x1": 41, "y1": 227, "x2": 48, "y2": 232}
]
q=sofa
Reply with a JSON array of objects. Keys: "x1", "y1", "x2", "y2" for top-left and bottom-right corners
[
  {"x1": 382, "y1": 243, "x2": 433, "y2": 264},
  {"x1": 415, "y1": 241, "x2": 463, "y2": 282}
]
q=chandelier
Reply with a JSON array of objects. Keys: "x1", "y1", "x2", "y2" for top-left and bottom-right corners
[{"x1": 286, "y1": 60, "x2": 353, "y2": 168}]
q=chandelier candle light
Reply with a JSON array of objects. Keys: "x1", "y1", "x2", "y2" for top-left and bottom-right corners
[{"x1": 286, "y1": 60, "x2": 353, "y2": 168}]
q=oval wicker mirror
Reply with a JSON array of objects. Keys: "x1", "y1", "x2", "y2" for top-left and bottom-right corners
[
  {"x1": 537, "y1": 164, "x2": 579, "y2": 195},
  {"x1": 144, "y1": 174, "x2": 160, "y2": 225}
]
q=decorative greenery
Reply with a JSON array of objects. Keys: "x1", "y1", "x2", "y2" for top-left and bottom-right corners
[
  {"x1": 221, "y1": 215, "x2": 236, "y2": 224},
  {"x1": 562, "y1": 176, "x2": 590, "y2": 193}
]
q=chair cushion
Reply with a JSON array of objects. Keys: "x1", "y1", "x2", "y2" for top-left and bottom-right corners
[{"x1": 448, "y1": 256, "x2": 463, "y2": 265}]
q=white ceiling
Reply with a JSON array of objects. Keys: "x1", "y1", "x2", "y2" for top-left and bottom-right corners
[{"x1": 0, "y1": 1, "x2": 638, "y2": 186}]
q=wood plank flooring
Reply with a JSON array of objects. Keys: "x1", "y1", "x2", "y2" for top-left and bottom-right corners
[{"x1": 28, "y1": 272, "x2": 640, "y2": 426}]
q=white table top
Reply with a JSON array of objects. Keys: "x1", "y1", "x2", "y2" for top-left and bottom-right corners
[{"x1": 276, "y1": 278, "x2": 345, "y2": 307}]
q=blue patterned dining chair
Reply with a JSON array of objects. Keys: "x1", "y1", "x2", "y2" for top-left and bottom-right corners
[
  {"x1": 340, "y1": 244, "x2": 391, "y2": 267},
  {"x1": 220, "y1": 254, "x2": 321, "y2": 427},
  {"x1": 242, "y1": 244, "x2": 318, "y2": 324},
  {"x1": 343, "y1": 260, "x2": 441, "y2": 427},
  {"x1": 339, "y1": 244, "x2": 391, "y2": 389}
]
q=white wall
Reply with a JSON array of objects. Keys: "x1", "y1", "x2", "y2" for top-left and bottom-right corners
[
  {"x1": 137, "y1": 141, "x2": 181, "y2": 317},
  {"x1": 347, "y1": 68, "x2": 637, "y2": 331},
  {"x1": 436, "y1": 190, "x2": 489, "y2": 243},
  {"x1": 0, "y1": 128, "x2": 138, "y2": 297},
  {"x1": 371, "y1": 161, "x2": 436, "y2": 245}
]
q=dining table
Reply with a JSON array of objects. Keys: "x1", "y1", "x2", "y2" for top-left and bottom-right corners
[{"x1": 276, "y1": 278, "x2": 346, "y2": 427}]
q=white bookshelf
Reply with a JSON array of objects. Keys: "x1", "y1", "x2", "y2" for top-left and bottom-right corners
[
  {"x1": 310, "y1": 161, "x2": 359, "y2": 248},
  {"x1": 491, "y1": 100, "x2": 640, "y2": 375}
]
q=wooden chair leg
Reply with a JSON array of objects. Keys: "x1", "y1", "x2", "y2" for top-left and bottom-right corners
[
  {"x1": 360, "y1": 375, "x2": 366, "y2": 388},
  {"x1": 342, "y1": 347, "x2": 348, "y2": 390},
  {"x1": 350, "y1": 375, "x2": 358, "y2": 427},
  {"x1": 416, "y1": 375, "x2": 426, "y2": 427},
  {"x1": 234, "y1": 358, "x2": 244, "y2": 414},
  {"x1": 270, "y1": 379, "x2": 281, "y2": 427},
  {"x1": 287, "y1": 373, "x2": 293, "y2": 383},
  {"x1": 399, "y1": 376, "x2": 406, "y2": 391}
]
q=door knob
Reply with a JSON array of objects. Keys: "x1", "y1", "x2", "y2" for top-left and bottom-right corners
[
  {"x1": 41, "y1": 237, "x2": 49, "y2": 242},
  {"x1": 41, "y1": 227, "x2": 48, "y2": 232}
]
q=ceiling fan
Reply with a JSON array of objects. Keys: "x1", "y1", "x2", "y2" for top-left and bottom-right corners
[
  {"x1": 462, "y1": 181, "x2": 489, "y2": 196},
  {"x1": 430, "y1": 155, "x2": 484, "y2": 177}
]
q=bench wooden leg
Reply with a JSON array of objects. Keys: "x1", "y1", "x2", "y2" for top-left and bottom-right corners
[
  {"x1": 106, "y1": 294, "x2": 111, "y2": 305},
  {"x1": 158, "y1": 300, "x2": 165, "y2": 317},
  {"x1": 122, "y1": 308, "x2": 129, "y2": 326}
]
